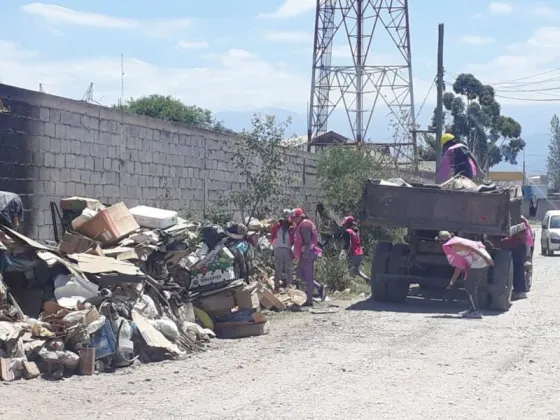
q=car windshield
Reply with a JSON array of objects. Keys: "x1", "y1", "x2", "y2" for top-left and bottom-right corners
[{"x1": 550, "y1": 216, "x2": 560, "y2": 228}]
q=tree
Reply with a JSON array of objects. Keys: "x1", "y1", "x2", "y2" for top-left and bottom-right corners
[
  {"x1": 317, "y1": 147, "x2": 385, "y2": 216},
  {"x1": 547, "y1": 115, "x2": 560, "y2": 188},
  {"x1": 431, "y1": 73, "x2": 525, "y2": 168},
  {"x1": 117, "y1": 94, "x2": 217, "y2": 129},
  {"x1": 418, "y1": 133, "x2": 437, "y2": 161},
  {"x1": 227, "y1": 114, "x2": 290, "y2": 222}
]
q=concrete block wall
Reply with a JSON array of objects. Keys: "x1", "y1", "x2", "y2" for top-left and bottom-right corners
[{"x1": 0, "y1": 84, "x2": 322, "y2": 240}]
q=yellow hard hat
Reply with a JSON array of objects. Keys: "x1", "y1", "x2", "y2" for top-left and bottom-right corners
[{"x1": 441, "y1": 133, "x2": 455, "y2": 145}]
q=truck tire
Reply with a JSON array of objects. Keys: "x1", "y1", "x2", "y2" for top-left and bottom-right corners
[
  {"x1": 386, "y1": 243, "x2": 410, "y2": 303},
  {"x1": 370, "y1": 242, "x2": 393, "y2": 301},
  {"x1": 489, "y1": 249, "x2": 513, "y2": 311}
]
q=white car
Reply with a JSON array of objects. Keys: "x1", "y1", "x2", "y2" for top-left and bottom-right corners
[{"x1": 541, "y1": 210, "x2": 560, "y2": 256}]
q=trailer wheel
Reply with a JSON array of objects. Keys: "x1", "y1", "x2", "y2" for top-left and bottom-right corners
[
  {"x1": 370, "y1": 242, "x2": 393, "y2": 301},
  {"x1": 489, "y1": 249, "x2": 513, "y2": 311},
  {"x1": 386, "y1": 243, "x2": 410, "y2": 303}
]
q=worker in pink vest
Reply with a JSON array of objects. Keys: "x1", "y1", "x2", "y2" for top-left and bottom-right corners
[
  {"x1": 291, "y1": 208, "x2": 327, "y2": 306},
  {"x1": 436, "y1": 231, "x2": 494, "y2": 319},
  {"x1": 439, "y1": 133, "x2": 483, "y2": 182},
  {"x1": 341, "y1": 216, "x2": 369, "y2": 281}
]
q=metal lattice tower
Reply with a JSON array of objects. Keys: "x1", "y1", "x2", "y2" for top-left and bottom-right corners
[{"x1": 307, "y1": 0, "x2": 417, "y2": 162}]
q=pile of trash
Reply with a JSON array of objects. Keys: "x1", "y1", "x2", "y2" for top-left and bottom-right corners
[{"x1": 0, "y1": 197, "x2": 307, "y2": 381}]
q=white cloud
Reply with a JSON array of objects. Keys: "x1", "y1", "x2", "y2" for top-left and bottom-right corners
[
  {"x1": 178, "y1": 40, "x2": 209, "y2": 50},
  {"x1": 21, "y1": 3, "x2": 193, "y2": 38},
  {"x1": 464, "y1": 26, "x2": 560, "y2": 105},
  {"x1": 258, "y1": 0, "x2": 315, "y2": 19},
  {"x1": 489, "y1": 2, "x2": 513, "y2": 14},
  {"x1": 265, "y1": 31, "x2": 311, "y2": 42},
  {"x1": 460, "y1": 35, "x2": 495, "y2": 45},
  {"x1": 0, "y1": 40, "x2": 310, "y2": 111}
]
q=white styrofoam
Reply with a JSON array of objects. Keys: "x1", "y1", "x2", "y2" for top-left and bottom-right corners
[{"x1": 129, "y1": 205, "x2": 178, "y2": 229}]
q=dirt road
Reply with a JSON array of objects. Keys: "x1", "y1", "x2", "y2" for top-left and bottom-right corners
[{"x1": 3, "y1": 232, "x2": 560, "y2": 420}]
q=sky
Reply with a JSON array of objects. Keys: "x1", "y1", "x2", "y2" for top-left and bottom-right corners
[{"x1": 1, "y1": 0, "x2": 560, "y2": 172}]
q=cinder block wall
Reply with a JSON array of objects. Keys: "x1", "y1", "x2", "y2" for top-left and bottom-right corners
[{"x1": 0, "y1": 84, "x2": 322, "y2": 240}]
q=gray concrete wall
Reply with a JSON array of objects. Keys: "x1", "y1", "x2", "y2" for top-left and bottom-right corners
[{"x1": 0, "y1": 84, "x2": 321, "y2": 240}]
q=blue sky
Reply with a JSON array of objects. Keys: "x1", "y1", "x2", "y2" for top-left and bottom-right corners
[{"x1": 1, "y1": 1, "x2": 560, "y2": 172}]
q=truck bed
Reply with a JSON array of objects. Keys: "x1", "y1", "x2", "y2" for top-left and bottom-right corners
[{"x1": 360, "y1": 181, "x2": 522, "y2": 236}]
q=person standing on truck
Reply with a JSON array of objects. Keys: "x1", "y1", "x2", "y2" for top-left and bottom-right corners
[
  {"x1": 340, "y1": 216, "x2": 369, "y2": 282},
  {"x1": 270, "y1": 210, "x2": 295, "y2": 293},
  {"x1": 439, "y1": 133, "x2": 484, "y2": 182},
  {"x1": 436, "y1": 231, "x2": 494, "y2": 319},
  {"x1": 291, "y1": 208, "x2": 327, "y2": 306}
]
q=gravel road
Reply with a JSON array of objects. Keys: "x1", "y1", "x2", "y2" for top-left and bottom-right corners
[{"x1": 3, "y1": 230, "x2": 560, "y2": 420}]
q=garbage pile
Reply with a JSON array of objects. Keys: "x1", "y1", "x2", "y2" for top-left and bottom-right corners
[{"x1": 0, "y1": 196, "x2": 307, "y2": 381}]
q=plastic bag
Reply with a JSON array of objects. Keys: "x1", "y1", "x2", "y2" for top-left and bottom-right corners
[
  {"x1": 54, "y1": 274, "x2": 98, "y2": 308},
  {"x1": 149, "y1": 318, "x2": 179, "y2": 342},
  {"x1": 133, "y1": 294, "x2": 158, "y2": 319}
]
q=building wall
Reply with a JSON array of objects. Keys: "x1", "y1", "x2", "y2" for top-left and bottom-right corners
[{"x1": 0, "y1": 84, "x2": 322, "y2": 240}]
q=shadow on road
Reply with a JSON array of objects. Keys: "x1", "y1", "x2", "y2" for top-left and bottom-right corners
[{"x1": 346, "y1": 286, "x2": 503, "y2": 317}]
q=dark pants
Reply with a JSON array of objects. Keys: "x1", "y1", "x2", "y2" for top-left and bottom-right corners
[
  {"x1": 465, "y1": 268, "x2": 488, "y2": 311},
  {"x1": 512, "y1": 244, "x2": 527, "y2": 293}
]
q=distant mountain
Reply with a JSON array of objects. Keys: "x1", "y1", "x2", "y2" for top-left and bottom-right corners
[{"x1": 215, "y1": 106, "x2": 555, "y2": 175}]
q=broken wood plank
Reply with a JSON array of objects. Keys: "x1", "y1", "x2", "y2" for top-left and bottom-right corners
[
  {"x1": 22, "y1": 361, "x2": 40, "y2": 379},
  {"x1": 0, "y1": 358, "x2": 14, "y2": 381}
]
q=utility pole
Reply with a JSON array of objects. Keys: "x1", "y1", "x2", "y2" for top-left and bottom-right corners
[{"x1": 434, "y1": 23, "x2": 444, "y2": 183}]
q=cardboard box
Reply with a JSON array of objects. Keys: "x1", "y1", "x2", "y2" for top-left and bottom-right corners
[
  {"x1": 75, "y1": 202, "x2": 139, "y2": 246},
  {"x1": 234, "y1": 283, "x2": 260, "y2": 310},
  {"x1": 129, "y1": 205, "x2": 178, "y2": 229},
  {"x1": 190, "y1": 248, "x2": 237, "y2": 291},
  {"x1": 196, "y1": 290, "x2": 235, "y2": 317},
  {"x1": 214, "y1": 321, "x2": 270, "y2": 339},
  {"x1": 60, "y1": 197, "x2": 104, "y2": 212},
  {"x1": 58, "y1": 231, "x2": 97, "y2": 254}
]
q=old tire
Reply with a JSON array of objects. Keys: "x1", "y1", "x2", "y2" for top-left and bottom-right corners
[
  {"x1": 370, "y1": 242, "x2": 393, "y2": 301},
  {"x1": 489, "y1": 249, "x2": 513, "y2": 311},
  {"x1": 386, "y1": 243, "x2": 410, "y2": 303}
]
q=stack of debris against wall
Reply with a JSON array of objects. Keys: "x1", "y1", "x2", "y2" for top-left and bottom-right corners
[{"x1": 0, "y1": 196, "x2": 308, "y2": 381}]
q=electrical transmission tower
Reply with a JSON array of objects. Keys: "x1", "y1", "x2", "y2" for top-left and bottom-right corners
[{"x1": 307, "y1": 0, "x2": 417, "y2": 164}]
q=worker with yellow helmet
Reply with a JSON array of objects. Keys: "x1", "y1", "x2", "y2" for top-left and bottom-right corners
[{"x1": 439, "y1": 133, "x2": 483, "y2": 181}]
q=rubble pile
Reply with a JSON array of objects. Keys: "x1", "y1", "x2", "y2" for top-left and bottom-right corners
[{"x1": 0, "y1": 197, "x2": 307, "y2": 381}]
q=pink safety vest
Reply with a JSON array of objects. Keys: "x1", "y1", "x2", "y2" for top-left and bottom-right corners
[
  {"x1": 439, "y1": 143, "x2": 478, "y2": 182},
  {"x1": 442, "y1": 236, "x2": 486, "y2": 274},
  {"x1": 521, "y1": 216, "x2": 534, "y2": 247},
  {"x1": 293, "y1": 219, "x2": 322, "y2": 259}
]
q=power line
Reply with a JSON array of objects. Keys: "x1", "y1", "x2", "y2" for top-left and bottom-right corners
[
  {"x1": 415, "y1": 76, "x2": 437, "y2": 120},
  {"x1": 445, "y1": 69, "x2": 560, "y2": 88},
  {"x1": 495, "y1": 94, "x2": 560, "y2": 102}
]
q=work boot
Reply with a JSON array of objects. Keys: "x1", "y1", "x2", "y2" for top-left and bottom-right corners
[
  {"x1": 458, "y1": 309, "x2": 473, "y2": 317},
  {"x1": 319, "y1": 285, "x2": 327, "y2": 302},
  {"x1": 462, "y1": 310, "x2": 482, "y2": 319},
  {"x1": 303, "y1": 301, "x2": 313, "y2": 307}
]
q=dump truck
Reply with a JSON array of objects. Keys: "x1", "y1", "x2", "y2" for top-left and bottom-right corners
[{"x1": 361, "y1": 179, "x2": 527, "y2": 311}]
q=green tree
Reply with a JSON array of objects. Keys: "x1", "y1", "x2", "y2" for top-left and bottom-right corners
[
  {"x1": 547, "y1": 115, "x2": 560, "y2": 188},
  {"x1": 117, "y1": 94, "x2": 219, "y2": 129},
  {"x1": 431, "y1": 73, "x2": 525, "y2": 168},
  {"x1": 418, "y1": 132, "x2": 437, "y2": 161},
  {"x1": 227, "y1": 114, "x2": 290, "y2": 222},
  {"x1": 317, "y1": 147, "x2": 385, "y2": 216}
]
